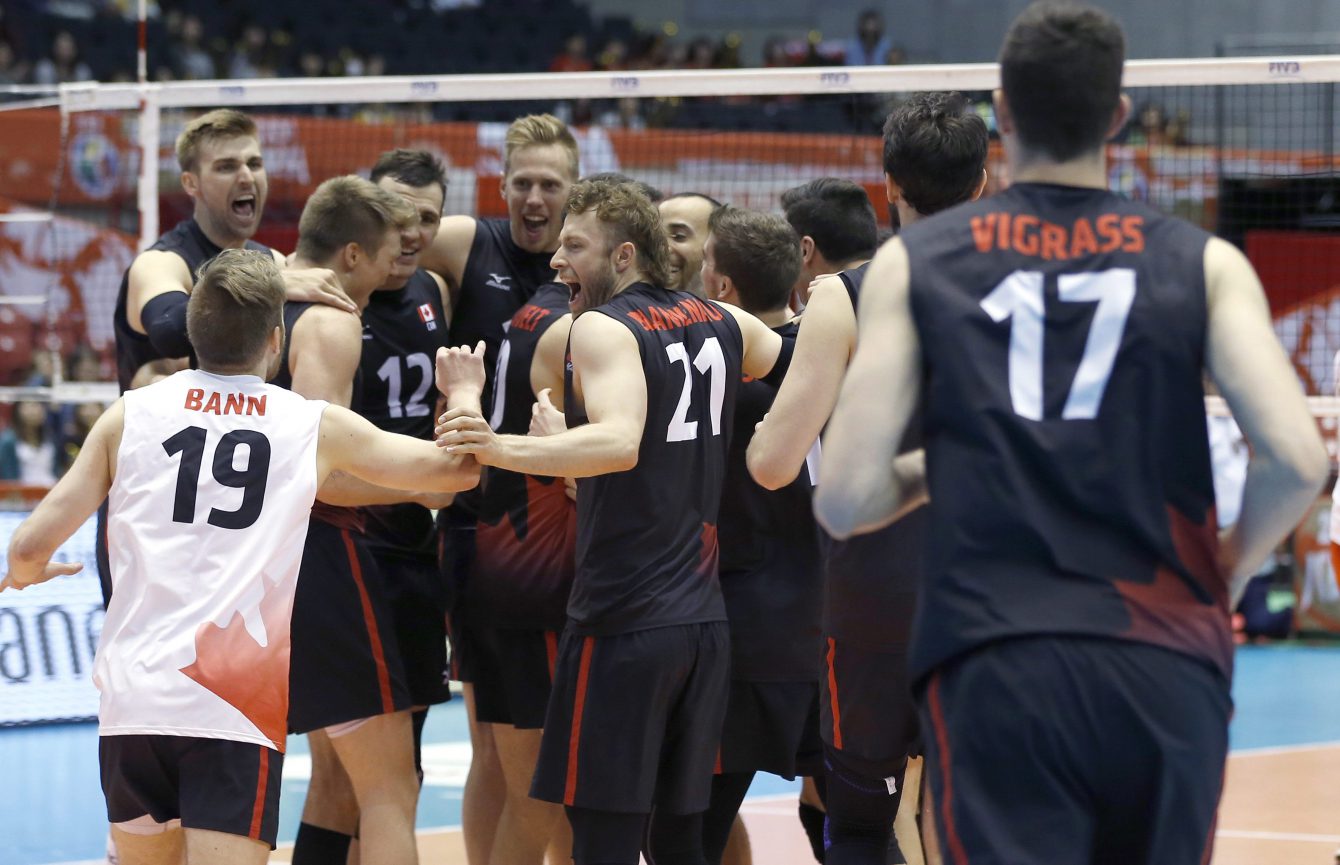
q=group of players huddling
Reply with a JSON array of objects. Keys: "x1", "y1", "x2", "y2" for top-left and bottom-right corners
[{"x1": 3, "y1": 3, "x2": 1327, "y2": 865}]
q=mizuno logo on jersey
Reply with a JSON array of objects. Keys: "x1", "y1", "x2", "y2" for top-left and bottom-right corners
[
  {"x1": 418, "y1": 303, "x2": 438, "y2": 331},
  {"x1": 485, "y1": 273, "x2": 512, "y2": 292}
]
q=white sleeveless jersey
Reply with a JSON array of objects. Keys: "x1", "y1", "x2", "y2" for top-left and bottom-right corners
[{"x1": 96, "y1": 369, "x2": 326, "y2": 751}]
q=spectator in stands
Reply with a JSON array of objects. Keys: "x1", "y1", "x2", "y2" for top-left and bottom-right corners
[
  {"x1": 57, "y1": 401, "x2": 103, "y2": 476},
  {"x1": 227, "y1": 24, "x2": 272, "y2": 79},
  {"x1": 0, "y1": 401, "x2": 59, "y2": 486},
  {"x1": 596, "y1": 38, "x2": 628, "y2": 71},
  {"x1": 550, "y1": 33, "x2": 593, "y2": 73},
  {"x1": 0, "y1": 37, "x2": 26, "y2": 85},
  {"x1": 32, "y1": 30, "x2": 93, "y2": 85},
  {"x1": 173, "y1": 14, "x2": 216, "y2": 80},
  {"x1": 844, "y1": 8, "x2": 892, "y2": 66}
]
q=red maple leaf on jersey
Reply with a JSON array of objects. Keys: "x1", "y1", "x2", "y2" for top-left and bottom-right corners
[{"x1": 180, "y1": 577, "x2": 294, "y2": 750}]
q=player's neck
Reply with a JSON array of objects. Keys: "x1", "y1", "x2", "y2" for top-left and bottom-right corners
[
  {"x1": 830, "y1": 256, "x2": 870, "y2": 274},
  {"x1": 193, "y1": 209, "x2": 248, "y2": 250},
  {"x1": 293, "y1": 254, "x2": 373, "y2": 311},
  {"x1": 1009, "y1": 150, "x2": 1109, "y2": 190},
  {"x1": 751, "y1": 307, "x2": 793, "y2": 328},
  {"x1": 199, "y1": 362, "x2": 267, "y2": 379}
]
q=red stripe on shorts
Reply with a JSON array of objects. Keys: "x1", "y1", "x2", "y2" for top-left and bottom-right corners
[
  {"x1": 341, "y1": 529, "x2": 394, "y2": 713},
  {"x1": 564, "y1": 636, "x2": 596, "y2": 805},
  {"x1": 545, "y1": 630, "x2": 559, "y2": 681},
  {"x1": 928, "y1": 672, "x2": 970, "y2": 865},
  {"x1": 825, "y1": 637, "x2": 843, "y2": 749},
  {"x1": 249, "y1": 747, "x2": 270, "y2": 840}
]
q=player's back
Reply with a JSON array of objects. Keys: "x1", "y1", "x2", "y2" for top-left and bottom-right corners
[
  {"x1": 903, "y1": 182, "x2": 1229, "y2": 682},
  {"x1": 100, "y1": 368, "x2": 325, "y2": 750},
  {"x1": 565, "y1": 283, "x2": 743, "y2": 636}
]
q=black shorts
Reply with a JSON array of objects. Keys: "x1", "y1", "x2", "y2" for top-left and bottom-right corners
[
  {"x1": 921, "y1": 636, "x2": 1231, "y2": 865},
  {"x1": 821, "y1": 638, "x2": 919, "y2": 779},
  {"x1": 718, "y1": 680, "x2": 822, "y2": 779},
  {"x1": 471, "y1": 625, "x2": 560, "y2": 729},
  {"x1": 441, "y1": 524, "x2": 476, "y2": 683},
  {"x1": 288, "y1": 520, "x2": 411, "y2": 734},
  {"x1": 532, "y1": 622, "x2": 730, "y2": 814},
  {"x1": 100, "y1": 734, "x2": 283, "y2": 848},
  {"x1": 379, "y1": 552, "x2": 452, "y2": 707}
]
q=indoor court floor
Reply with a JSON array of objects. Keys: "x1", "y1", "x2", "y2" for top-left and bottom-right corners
[{"x1": 4, "y1": 644, "x2": 1339, "y2": 865}]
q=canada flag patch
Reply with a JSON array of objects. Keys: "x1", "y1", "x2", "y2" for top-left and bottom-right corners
[{"x1": 418, "y1": 303, "x2": 438, "y2": 331}]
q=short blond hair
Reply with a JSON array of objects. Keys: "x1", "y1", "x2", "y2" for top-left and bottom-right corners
[
  {"x1": 295, "y1": 175, "x2": 415, "y2": 263},
  {"x1": 176, "y1": 109, "x2": 259, "y2": 173},
  {"x1": 188, "y1": 248, "x2": 285, "y2": 370},
  {"x1": 504, "y1": 113, "x2": 580, "y2": 179},
  {"x1": 566, "y1": 179, "x2": 671, "y2": 288}
]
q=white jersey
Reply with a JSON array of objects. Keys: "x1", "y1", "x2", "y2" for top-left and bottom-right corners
[{"x1": 96, "y1": 369, "x2": 326, "y2": 751}]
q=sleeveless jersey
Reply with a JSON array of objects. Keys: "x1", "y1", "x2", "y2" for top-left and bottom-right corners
[
  {"x1": 903, "y1": 182, "x2": 1228, "y2": 682},
  {"x1": 114, "y1": 218, "x2": 271, "y2": 392},
  {"x1": 718, "y1": 319, "x2": 823, "y2": 681},
  {"x1": 272, "y1": 301, "x2": 365, "y2": 533},
  {"x1": 822, "y1": 262, "x2": 928, "y2": 651},
  {"x1": 564, "y1": 283, "x2": 744, "y2": 636},
  {"x1": 98, "y1": 369, "x2": 324, "y2": 751},
  {"x1": 451, "y1": 217, "x2": 557, "y2": 412},
  {"x1": 358, "y1": 270, "x2": 450, "y2": 560},
  {"x1": 471, "y1": 282, "x2": 577, "y2": 630}
]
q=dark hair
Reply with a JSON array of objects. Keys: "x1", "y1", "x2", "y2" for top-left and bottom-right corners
[
  {"x1": 662, "y1": 191, "x2": 723, "y2": 209},
  {"x1": 780, "y1": 178, "x2": 877, "y2": 265},
  {"x1": 583, "y1": 171, "x2": 664, "y2": 203},
  {"x1": 188, "y1": 249, "x2": 285, "y2": 370},
  {"x1": 370, "y1": 148, "x2": 447, "y2": 200},
  {"x1": 882, "y1": 92, "x2": 988, "y2": 216},
  {"x1": 707, "y1": 206, "x2": 800, "y2": 314},
  {"x1": 566, "y1": 178, "x2": 672, "y2": 287},
  {"x1": 1000, "y1": 1, "x2": 1125, "y2": 162}
]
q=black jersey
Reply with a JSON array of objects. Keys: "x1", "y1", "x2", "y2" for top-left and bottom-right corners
[
  {"x1": 272, "y1": 300, "x2": 364, "y2": 533},
  {"x1": 471, "y1": 283, "x2": 577, "y2": 630},
  {"x1": 450, "y1": 217, "x2": 557, "y2": 411},
  {"x1": 113, "y1": 218, "x2": 271, "y2": 392},
  {"x1": 822, "y1": 262, "x2": 928, "y2": 651},
  {"x1": 904, "y1": 182, "x2": 1228, "y2": 682},
  {"x1": 357, "y1": 270, "x2": 450, "y2": 560},
  {"x1": 565, "y1": 283, "x2": 744, "y2": 636},
  {"x1": 718, "y1": 319, "x2": 823, "y2": 681}
]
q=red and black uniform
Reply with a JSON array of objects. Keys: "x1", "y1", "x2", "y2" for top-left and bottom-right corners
[
  {"x1": 358, "y1": 269, "x2": 453, "y2": 707},
  {"x1": 820, "y1": 261, "x2": 927, "y2": 783},
  {"x1": 906, "y1": 182, "x2": 1229, "y2": 865},
  {"x1": 717, "y1": 319, "x2": 823, "y2": 780},
  {"x1": 438, "y1": 218, "x2": 556, "y2": 682},
  {"x1": 469, "y1": 283, "x2": 577, "y2": 728},
  {"x1": 532, "y1": 284, "x2": 742, "y2": 815},
  {"x1": 273, "y1": 301, "x2": 410, "y2": 733}
]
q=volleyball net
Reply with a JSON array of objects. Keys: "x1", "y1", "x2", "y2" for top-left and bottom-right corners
[{"x1": 0, "y1": 58, "x2": 1338, "y2": 402}]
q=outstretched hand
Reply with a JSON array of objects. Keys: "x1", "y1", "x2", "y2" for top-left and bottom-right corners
[
  {"x1": 0, "y1": 560, "x2": 83, "y2": 592},
  {"x1": 436, "y1": 341, "x2": 486, "y2": 405}
]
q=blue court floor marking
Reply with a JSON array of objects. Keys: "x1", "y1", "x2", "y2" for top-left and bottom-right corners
[{"x1": 5, "y1": 644, "x2": 1340, "y2": 865}]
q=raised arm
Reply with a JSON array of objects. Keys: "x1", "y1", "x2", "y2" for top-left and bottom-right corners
[
  {"x1": 436, "y1": 311, "x2": 646, "y2": 478},
  {"x1": 420, "y1": 215, "x2": 479, "y2": 308},
  {"x1": 288, "y1": 306, "x2": 362, "y2": 407},
  {"x1": 3, "y1": 401, "x2": 123, "y2": 591},
  {"x1": 814, "y1": 240, "x2": 922, "y2": 540},
  {"x1": 126, "y1": 250, "x2": 195, "y2": 360},
  {"x1": 747, "y1": 275, "x2": 855, "y2": 490},
  {"x1": 1202, "y1": 237, "x2": 1329, "y2": 602}
]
